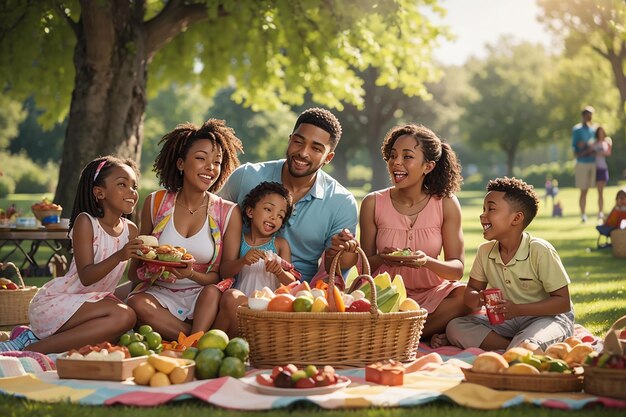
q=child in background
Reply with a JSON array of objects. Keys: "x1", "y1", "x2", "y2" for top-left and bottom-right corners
[
  {"x1": 127, "y1": 119, "x2": 244, "y2": 341},
  {"x1": 593, "y1": 126, "x2": 613, "y2": 220},
  {"x1": 230, "y1": 182, "x2": 298, "y2": 296},
  {"x1": 0, "y1": 156, "x2": 141, "y2": 353},
  {"x1": 597, "y1": 188, "x2": 626, "y2": 237},
  {"x1": 446, "y1": 177, "x2": 574, "y2": 352}
]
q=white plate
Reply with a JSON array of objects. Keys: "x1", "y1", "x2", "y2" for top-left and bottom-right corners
[{"x1": 248, "y1": 375, "x2": 351, "y2": 396}]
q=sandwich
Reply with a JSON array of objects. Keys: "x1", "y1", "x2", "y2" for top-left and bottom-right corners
[
  {"x1": 137, "y1": 235, "x2": 158, "y2": 260},
  {"x1": 155, "y1": 245, "x2": 184, "y2": 262}
]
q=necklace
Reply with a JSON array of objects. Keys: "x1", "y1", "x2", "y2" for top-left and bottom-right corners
[
  {"x1": 398, "y1": 194, "x2": 430, "y2": 213},
  {"x1": 176, "y1": 194, "x2": 208, "y2": 215}
]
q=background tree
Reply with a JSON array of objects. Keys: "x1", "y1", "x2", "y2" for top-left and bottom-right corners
[
  {"x1": 0, "y1": 93, "x2": 26, "y2": 150},
  {"x1": 459, "y1": 38, "x2": 551, "y2": 176},
  {"x1": 0, "y1": 0, "x2": 445, "y2": 214},
  {"x1": 538, "y1": 0, "x2": 626, "y2": 177}
]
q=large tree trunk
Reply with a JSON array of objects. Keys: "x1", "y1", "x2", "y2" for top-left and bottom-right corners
[{"x1": 55, "y1": 1, "x2": 147, "y2": 215}]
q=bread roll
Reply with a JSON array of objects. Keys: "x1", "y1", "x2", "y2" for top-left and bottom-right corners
[
  {"x1": 138, "y1": 235, "x2": 158, "y2": 247},
  {"x1": 564, "y1": 336, "x2": 583, "y2": 348},
  {"x1": 502, "y1": 347, "x2": 532, "y2": 363},
  {"x1": 472, "y1": 352, "x2": 509, "y2": 373},
  {"x1": 564, "y1": 343, "x2": 594, "y2": 365},
  {"x1": 544, "y1": 342, "x2": 571, "y2": 360},
  {"x1": 505, "y1": 363, "x2": 540, "y2": 375}
]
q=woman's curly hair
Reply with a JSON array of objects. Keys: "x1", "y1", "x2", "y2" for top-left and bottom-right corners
[
  {"x1": 381, "y1": 124, "x2": 462, "y2": 198},
  {"x1": 154, "y1": 119, "x2": 244, "y2": 192}
]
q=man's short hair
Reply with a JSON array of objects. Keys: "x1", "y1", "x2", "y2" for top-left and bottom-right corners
[
  {"x1": 293, "y1": 107, "x2": 342, "y2": 151},
  {"x1": 486, "y1": 177, "x2": 540, "y2": 228}
]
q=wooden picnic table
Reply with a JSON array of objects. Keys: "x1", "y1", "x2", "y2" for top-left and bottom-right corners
[{"x1": 0, "y1": 227, "x2": 72, "y2": 277}]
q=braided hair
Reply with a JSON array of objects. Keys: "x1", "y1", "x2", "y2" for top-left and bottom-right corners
[
  {"x1": 381, "y1": 124, "x2": 463, "y2": 198},
  {"x1": 154, "y1": 119, "x2": 244, "y2": 192},
  {"x1": 69, "y1": 156, "x2": 139, "y2": 230},
  {"x1": 241, "y1": 181, "x2": 294, "y2": 228}
]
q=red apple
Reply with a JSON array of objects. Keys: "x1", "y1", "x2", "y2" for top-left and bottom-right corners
[{"x1": 295, "y1": 377, "x2": 316, "y2": 389}]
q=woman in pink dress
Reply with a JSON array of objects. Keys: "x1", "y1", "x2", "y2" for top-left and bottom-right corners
[{"x1": 360, "y1": 124, "x2": 471, "y2": 347}]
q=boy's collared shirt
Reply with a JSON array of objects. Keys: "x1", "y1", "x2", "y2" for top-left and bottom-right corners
[{"x1": 470, "y1": 232, "x2": 571, "y2": 305}]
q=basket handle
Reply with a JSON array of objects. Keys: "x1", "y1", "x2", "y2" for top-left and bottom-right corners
[
  {"x1": 0, "y1": 262, "x2": 26, "y2": 288},
  {"x1": 329, "y1": 247, "x2": 379, "y2": 315},
  {"x1": 606, "y1": 315, "x2": 626, "y2": 333}
]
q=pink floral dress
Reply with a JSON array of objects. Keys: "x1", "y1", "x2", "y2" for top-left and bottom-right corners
[
  {"x1": 373, "y1": 189, "x2": 464, "y2": 313},
  {"x1": 29, "y1": 213, "x2": 130, "y2": 338}
]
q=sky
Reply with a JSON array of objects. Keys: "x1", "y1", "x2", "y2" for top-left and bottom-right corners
[{"x1": 433, "y1": 0, "x2": 555, "y2": 65}]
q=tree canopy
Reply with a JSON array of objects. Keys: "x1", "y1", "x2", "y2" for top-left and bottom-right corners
[{"x1": 0, "y1": 0, "x2": 447, "y2": 212}]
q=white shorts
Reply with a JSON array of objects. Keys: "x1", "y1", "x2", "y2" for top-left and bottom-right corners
[{"x1": 143, "y1": 285, "x2": 203, "y2": 321}]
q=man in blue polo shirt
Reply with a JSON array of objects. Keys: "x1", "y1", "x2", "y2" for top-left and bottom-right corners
[
  {"x1": 220, "y1": 107, "x2": 358, "y2": 280},
  {"x1": 212, "y1": 108, "x2": 358, "y2": 335},
  {"x1": 572, "y1": 106, "x2": 596, "y2": 223}
]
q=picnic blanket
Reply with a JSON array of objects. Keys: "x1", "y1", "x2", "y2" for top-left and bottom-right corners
[{"x1": 1, "y1": 341, "x2": 625, "y2": 410}]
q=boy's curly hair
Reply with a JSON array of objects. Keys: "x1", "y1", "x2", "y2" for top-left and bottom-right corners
[
  {"x1": 381, "y1": 124, "x2": 462, "y2": 198},
  {"x1": 293, "y1": 108, "x2": 342, "y2": 151},
  {"x1": 241, "y1": 182, "x2": 294, "y2": 228},
  {"x1": 154, "y1": 119, "x2": 244, "y2": 193},
  {"x1": 486, "y1": 177, "x2": 539, "y2": 227}
]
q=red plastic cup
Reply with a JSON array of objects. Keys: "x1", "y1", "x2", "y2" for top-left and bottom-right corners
[{"x1": 483, "y1": 288, "x2": 505, "y2": 324}]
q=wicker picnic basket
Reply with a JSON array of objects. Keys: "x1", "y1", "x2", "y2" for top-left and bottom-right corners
[
  {"x1": 462, "y1": 368, "x2": 583, "y2": 393},
  {"x1": 610, "y1": 229, "x2": 626, "y2": 258},
  {"x1": 0, "y1": 262, "x2": 38, "y2": 326},
  {"x1": 237, "y1": 248, "x2": 428, "y2": 368},
  {"x1": 583, "y1": 315, "x2": 626, "y2": 399}
]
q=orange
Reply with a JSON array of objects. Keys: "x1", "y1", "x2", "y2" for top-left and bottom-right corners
[{"x1": 267, "y1": 294, "x2": 295, "y2": 312}]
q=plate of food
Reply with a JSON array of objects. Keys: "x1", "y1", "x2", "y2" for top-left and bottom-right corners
[
  {"x1": 247, "y1": 375, "x2": 351, "y2": 396},
  {"x1": 136, "y1": 235, "x2": 194, "y2": 268},
  {"x1": 380, "y1": 248, "x2": 420, "y2": 263}
]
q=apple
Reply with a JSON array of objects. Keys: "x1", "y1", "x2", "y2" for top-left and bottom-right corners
[
  {"x1": 295, "y1": 377, "x2": 316, "y2": 389},
  {"x1": 256, "y1": 374, "x2": 274, "y2": 386}
]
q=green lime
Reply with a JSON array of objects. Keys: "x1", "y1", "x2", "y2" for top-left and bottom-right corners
[
  {"x1": 128, "y1": 341, "x2": 149, "y2": 357},
  {"x1": 293, "y1": 296, "x2": 313, "y2": 312},
  {"x1": 129, "y1": 333, "x2": 144, "y2": 343},
  {"x1": 138, "y1": 325, "x2": 153, "y2": 336},
  {"x1": 197, "y1": 329, "x2": 229, "y2": 351},
  {"x1": 304, "y1": 364, "x2": 318, "y2": 377},
  {"x1": 119, "y1": 333, "x2": 131, "y2": 346},
  {"x1": 181, "y1": 347, "x2": 199, "y2": 360},
  {"x1": 218, "y1": 357, "x2": 245, "y2": 378},
  {"x1": 145, "y1": 331, "x2": 162, "y2": 350},
  {"x1": 224, "y1": 337, "x2": 249, "y2": 362},
  {"x1": 195, "y1": 348, "x2": 224, "y2": 379}
]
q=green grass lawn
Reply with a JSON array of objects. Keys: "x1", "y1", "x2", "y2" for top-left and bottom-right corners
[{"x1": 1, "y1": 185, "x2": 625, "y2": 415}]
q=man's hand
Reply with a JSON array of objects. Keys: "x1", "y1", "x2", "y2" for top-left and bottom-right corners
[{"x1": 327, "y1": 229, "x2": 358, "y2": 258}]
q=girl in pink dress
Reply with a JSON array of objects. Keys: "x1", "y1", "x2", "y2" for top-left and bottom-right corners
[
  {"x1": 360, "y1": 124, "x2": 471, "y2": 347},
  {"x1": 0, "y1": 156, "x2": 142, "y2": 354}
]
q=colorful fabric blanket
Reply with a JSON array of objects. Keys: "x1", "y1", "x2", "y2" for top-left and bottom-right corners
[{"x1": 1, "y1": 342, "x2": 624, "y2": 410}]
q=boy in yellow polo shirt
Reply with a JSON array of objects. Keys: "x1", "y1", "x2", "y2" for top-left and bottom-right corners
[{"x1": 446, "y1": 177, "x2": 574, "y2": 351}]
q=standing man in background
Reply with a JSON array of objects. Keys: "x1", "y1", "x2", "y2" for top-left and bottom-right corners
[{"x1": 572, "y1": 106, "x2": 596, "y2": 223}]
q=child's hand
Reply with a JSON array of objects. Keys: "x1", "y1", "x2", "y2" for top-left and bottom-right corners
[
  {"x1": 243, "y1": 249, "x2": 266, "y2": 265},
  {"x1": 264, "y1": 257, "x2": 284, "y2": 276},
  {"x1": 118, "y1": 238, "x2": 144, "y2": 261},
  {"x1": 495, "y1": 299, "x2": 515, "y2": 320}
]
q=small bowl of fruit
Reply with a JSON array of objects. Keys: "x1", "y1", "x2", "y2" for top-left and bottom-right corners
[{"x1": 31, "y1": 198, "x2": 63, "y2": 223}]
